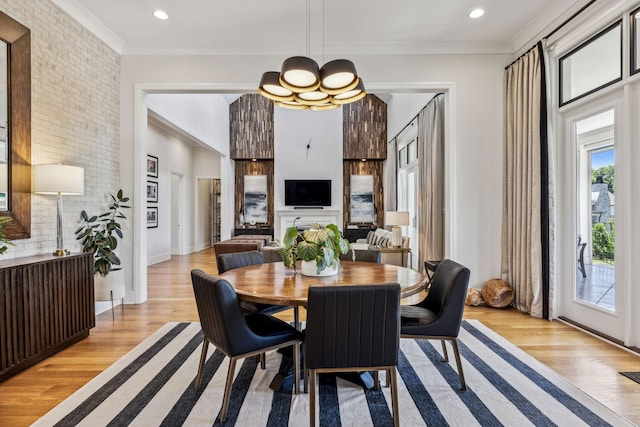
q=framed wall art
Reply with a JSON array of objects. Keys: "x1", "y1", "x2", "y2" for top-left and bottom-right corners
[
  {"x1": 243, "y1": 175, "x2": 268, "y2": 224},
  {"x1": 147, "y1": 154, "x2": 158, "y2": 178},
  {"x1": 146, "y1": 181, "x2": 158, "y2": 203},
  {"x1": 350, "y1": 174, "x2": 374, "y2": 223},
  {"x1": 146, "y1": 206, "x2": 158, "y2": 228}
]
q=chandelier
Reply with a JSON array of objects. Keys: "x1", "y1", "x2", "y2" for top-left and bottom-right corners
[{"x1": 258, "y1": 0, "x2": 366, "y2": 110}]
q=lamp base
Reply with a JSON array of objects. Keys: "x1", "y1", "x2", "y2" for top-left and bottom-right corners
[
  {"x1": 53, "y1": 249, "x2": 66, "y2": 256},
  {"x1": 391, "y1": 226, "x2": 403, "y2": 248}
]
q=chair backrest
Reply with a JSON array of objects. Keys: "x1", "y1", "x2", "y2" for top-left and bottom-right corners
[
  {"x1": 305, "y1": 284, "x2": 400, "y2": 370},
  {"x1": 417, "y1": 259, "x2": 470, "y2": 337},
  {"x1": 339, "y1": 249, "x2": 381, "y2": 263},
  {"x1": 190, "y1": 269, "x2": 254, "y2": 356},
  {"x1": 216, "y1": 250, "x2": 264, "y2": 274}
]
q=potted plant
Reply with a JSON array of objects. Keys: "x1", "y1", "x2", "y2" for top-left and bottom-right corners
[
  {"x1": 0, "y1": 217, "x2": 14, "y2": 255},
  {"x1": 75, "y1": 190, "x2": 130, "y2": 317},
  {"x1": 279, "y1": 223, "x2": 352, "y2": 276}
]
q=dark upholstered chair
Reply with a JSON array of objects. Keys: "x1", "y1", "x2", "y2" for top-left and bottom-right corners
[
  {"x1": 340, "y1": 249, "x2": 382, "y2": 263},
  {"x1": 190, "y1": 269, "x2": 302, "y2": 422},
  {"x1": 216, "y1": 250, "x2": 290, "y2": 316},
  {"x1": 305, "y1": 284, "x2": 401, "y2": 427},
  {"x1": 400, "y1": 259, "x2": 470, "y2": 390}
]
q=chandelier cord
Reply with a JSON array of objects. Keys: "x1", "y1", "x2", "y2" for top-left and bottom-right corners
[
  {"x1": 306, "y1": 0, "x2": 311, "y2": 57},
  {"x1": 322, "y1": 0, "x2": 325, "y2": 65}
]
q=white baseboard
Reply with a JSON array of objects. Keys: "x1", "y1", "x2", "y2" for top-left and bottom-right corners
[{"x1": 147, "y1": 252, "x2": 171, "y2": 265}]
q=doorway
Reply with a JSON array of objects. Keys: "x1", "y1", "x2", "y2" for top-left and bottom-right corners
[
  {"x1": 560, "y1": 102, "x2": 624, "y2": 340},
  {"x1": 171, "y1": 172, "x2": 184, "y2": 255}
]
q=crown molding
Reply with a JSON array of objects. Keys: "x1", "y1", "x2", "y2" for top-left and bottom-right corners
[{"x1": 52, "y1": 0, "x2": 124, "y2": 54}]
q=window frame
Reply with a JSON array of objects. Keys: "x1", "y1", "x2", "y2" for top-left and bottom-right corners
[{"x1": 559, "y1": 19, "x2": 623, "y2": 107}]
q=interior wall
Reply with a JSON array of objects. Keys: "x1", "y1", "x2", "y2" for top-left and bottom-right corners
[
  {"x1": 0, "y1": 0, "x2": 120, "y2": 261},
  {"x1": 273, "y1": 107, "x2": 344, "y2": 239},
  {"x1": 146, "y1": 123, "x2": 195, "y2": 264},
  {"x1": 197, "y1": 179, "x2": 213, "y2": 251},
  {"x1": 387, "y1": 93, "x2": 437, "y2": 140},
  {"x1": 121, "y1": 52, "x2": 507, "y2": 298}
]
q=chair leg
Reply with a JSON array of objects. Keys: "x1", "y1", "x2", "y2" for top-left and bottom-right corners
[
  {"x1": 303, "y1": 346, "x2": 308, "y2": 393},
  {"x1": 373, "y1": 370, "x2": 380, "y2": 390},
  {"x1": 194, "y1": 339, "x2": 209, "y2": 391},
  {"x1": 220, "y1": 357, "x2": 237, "y2": 423},
  {"x1": 260, "y1": 352, "x2": 266, "y2": 369},
  {"x1": 309, "y1": 369, "x2": 317, "y2": 427},
  {"x1": 451, "y1": 338, "x2": 466, "y2": 390},
  {"x1": 388, "y1": 367, "x2": 400, "y2": 427},
  {"x1": 293, "y1": 342, "x2": 300, "y2": 394},
  {"x1": 441, "y1": 340, "x2": 449, "y2": 362},
  {"x1": 110, "y1": 290, "x2": 115, "y2": 321}
]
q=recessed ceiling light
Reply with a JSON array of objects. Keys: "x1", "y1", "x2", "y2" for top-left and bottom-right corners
[
  {"x1": 153, "y1": 10, "x2": 169, "y2": 20},
  {"x1": 469, "y1": 8, "x2": 485, "y2": 19}
]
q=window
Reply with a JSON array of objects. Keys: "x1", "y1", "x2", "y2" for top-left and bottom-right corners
[
  {"x1": 631, "y1": 7, "x2": 640, "y2": 75},
  {"x1": 559, "y1": 20, "x2": 622, "y2": 106}
]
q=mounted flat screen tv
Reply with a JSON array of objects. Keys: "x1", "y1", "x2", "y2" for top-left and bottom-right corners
[{"x1": 284, "y1": 179, "x2": 331, "y2": 207}]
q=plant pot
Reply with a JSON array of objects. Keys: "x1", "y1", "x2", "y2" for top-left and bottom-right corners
[
  {"x1": 94, "y1": 269, "x2": 126, "y2": 302},
  {"x1": 301, "y1": 260, "x2": 338, "y2": 277}
]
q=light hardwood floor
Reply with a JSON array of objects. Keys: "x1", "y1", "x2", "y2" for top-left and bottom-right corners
[{"x1": 0, "y1": 248, "x2": 638, "y2": 426}]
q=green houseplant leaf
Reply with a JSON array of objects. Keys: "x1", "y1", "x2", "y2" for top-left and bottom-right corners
[
  {"x1": 279, "y1": 223, "x2": 352, "y2": 274},
  {"x1": 75, "y1": 190, "x2": 130, "y2": 276}
]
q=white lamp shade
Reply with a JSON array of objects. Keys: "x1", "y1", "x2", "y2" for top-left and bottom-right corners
[
  {"x1": 385, "y1": 211, "x2": 409, "y2": 226},
  {"x1": 34, "y1": 164, "x2": 84, "y2": 195}
]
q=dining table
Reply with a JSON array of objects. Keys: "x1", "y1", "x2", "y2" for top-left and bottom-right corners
[
  {"x1": 217, "y1": 260, "x2": 425, "y2": 391},
  {"x1": 218, "y1": 260, "x2": 425, "y2": 311}
]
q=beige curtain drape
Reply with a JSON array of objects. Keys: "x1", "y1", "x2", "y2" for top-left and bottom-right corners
[
  {"x1": 417, "y1": 95, "x2": 445, "y2": 271},
  {"x1": 502, "y1": 47, "x2": 543, "y2": 317}
]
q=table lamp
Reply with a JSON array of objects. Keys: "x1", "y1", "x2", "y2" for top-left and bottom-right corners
[
  {"x1": 385, "y1": 211, "x2": 409, "y2": 248},
  {"x1": 34, "y1": 164, "x2": 84, "y2": 256}
]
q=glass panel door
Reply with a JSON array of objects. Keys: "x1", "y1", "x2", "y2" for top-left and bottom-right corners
[
  {"x1": 577, "y1": 142, "x2": 615, "y2": 310},
  {"x1": 561, "y1": 104, "x2": 624, "y2": 340}
]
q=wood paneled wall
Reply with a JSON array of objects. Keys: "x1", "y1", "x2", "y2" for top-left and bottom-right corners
[
  {"x1": 343, "y1": 160, "x2": 385, "y2": 228},
  {"x1": 229, "y1": 94, "x2": 274, "y2": 160},
  {"x1": 343, "y1": 95, "x2": 387, "y2": 160},
  {"x1": 234, "y1": 160, "x2": 274, "y2": 227}
]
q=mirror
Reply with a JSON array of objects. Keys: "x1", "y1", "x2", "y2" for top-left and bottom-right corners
[
  {"x1": 1, "y1": 40, "x2": 7, "y2": 210},
  {"x1": 0, "y1": 11, "x2": 31, "y2": 239}
]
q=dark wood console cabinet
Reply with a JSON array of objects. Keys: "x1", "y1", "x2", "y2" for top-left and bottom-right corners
[
  {"x1": 0, "y1": 253, "x2": 95, "y2": 382},
  {"x1": 234, "y1": 227, "x2": 274, "y2": 238}
]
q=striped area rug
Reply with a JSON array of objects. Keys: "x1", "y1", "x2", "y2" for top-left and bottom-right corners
[{"x1": 35, "y1": 320, "x2": 632, "y2": 426}]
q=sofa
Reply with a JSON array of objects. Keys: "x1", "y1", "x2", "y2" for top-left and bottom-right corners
[
  {"x1": 213, "y1": 235, "x2": 272, "y2": 256},
  {"x1": 353, "y1": 228, "x2": 410, "y2": 250}
]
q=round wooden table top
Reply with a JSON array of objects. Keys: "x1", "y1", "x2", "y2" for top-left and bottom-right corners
[{"x1": 218, "y1": 261, "x2": 425, "y2": 307}]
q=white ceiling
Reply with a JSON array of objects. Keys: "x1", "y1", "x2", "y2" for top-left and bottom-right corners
[{"x1": 53, "y1": 0, "x2": 588, "y2": 56}]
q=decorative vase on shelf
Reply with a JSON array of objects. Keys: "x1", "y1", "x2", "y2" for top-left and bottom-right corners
[{"x1": 301, "y1": 260, "x2": 339, "y2": 277}]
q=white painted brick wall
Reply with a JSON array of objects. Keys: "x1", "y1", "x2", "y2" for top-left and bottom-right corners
[{"x1": 0, "y1": 0, "x2": 121, "y2": 259}]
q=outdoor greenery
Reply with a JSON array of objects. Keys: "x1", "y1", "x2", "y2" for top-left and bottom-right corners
[
  {"x1": 592, "y1": 165, "x2": 614, "y2": 193},
  {"x1": 0, "y1": 217, "x2": 14, "y2": 255},
  {"x1": 592, "y1": 220, "x2": 615, "y2": 263},
  {"x1": 75, "y1": 190, "x2": 130, "y2": 276},
  {"x1": 279, "y1": 223, "x2": 352, "y2": 274}
]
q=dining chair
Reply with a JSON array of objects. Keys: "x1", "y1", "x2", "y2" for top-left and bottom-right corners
[
  {"x1": 216, "y1": 250, "x2": 291, "y2": 316},
  {"x1": 400, "y1": 258, "x2": 470, "y2": 390},
  {"x1": 190, "y1": 269, "x2": 302, "y2": 422},
  {"x1": 305, "y1": 284, "x2": 401, "y2": 427}
]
